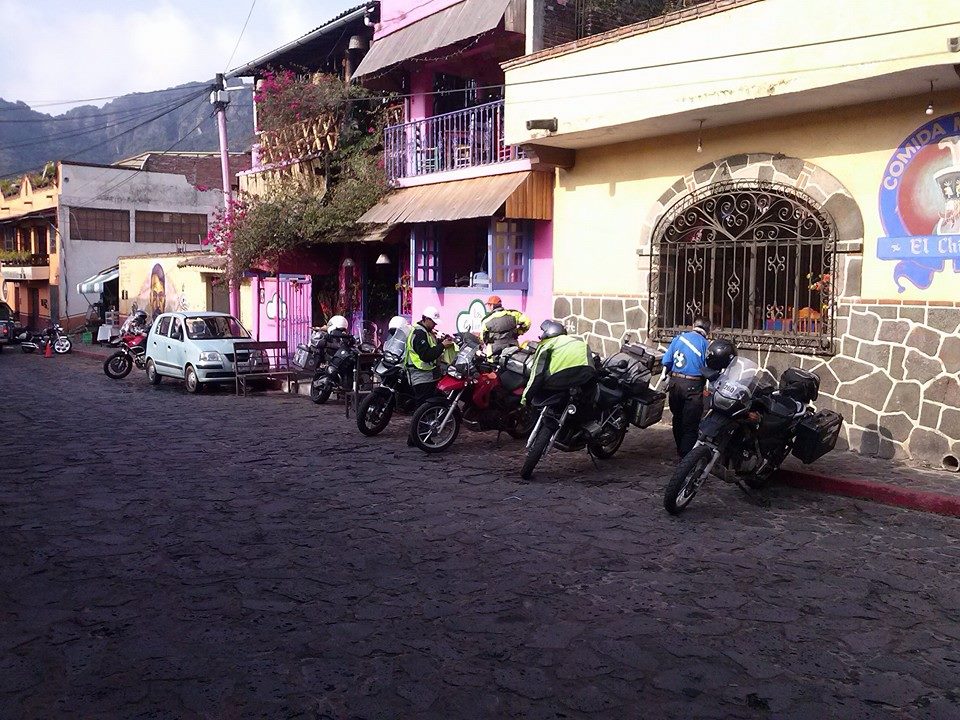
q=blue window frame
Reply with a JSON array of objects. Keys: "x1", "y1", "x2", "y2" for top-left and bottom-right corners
[
  {"x1": 412, "y1": 224, "x2": 440, "y2": 288},
  {"x1": 490, "y1": 220, "x2": 531, "y2": 291}
]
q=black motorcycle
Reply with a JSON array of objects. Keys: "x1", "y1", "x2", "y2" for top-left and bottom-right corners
[
  {"x1": 356, "y1": 328, "x2": 420, "y2": 436},
  {"x1": 663, "y1": 361, "x2": 843, "y2": 515},
  {"x1": 520, "y1": 341, "x2": 666, "y2": 480},
  {"x1": 311, "y1": 334, "x2": 378, "y2": 405},
  {"x1": 18, "y1": 324, "x2": 72, "y2": 354}
]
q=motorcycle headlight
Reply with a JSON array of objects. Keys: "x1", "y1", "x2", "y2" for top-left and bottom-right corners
[
  {"x1": 447, "y1": 366, "x2": 462, "y2": 379},
  {"x1": 384, "y1": 351, "x2": 401, "y2": 364}
]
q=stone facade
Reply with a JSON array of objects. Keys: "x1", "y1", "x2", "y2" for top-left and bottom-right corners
[{"x1": 553, "y1": 154, "x2": 960, "y2": 468}]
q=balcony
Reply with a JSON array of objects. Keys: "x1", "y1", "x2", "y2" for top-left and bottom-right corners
[
  {"x1": 0, "y1": 253, "x2": 50, "y2": 281},
  {"x1": 383, "y1": 100, "x2": 525, "y2": 183}
]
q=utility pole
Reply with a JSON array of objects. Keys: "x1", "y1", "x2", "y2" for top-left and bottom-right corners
[{"x1": 211, "y1": 73, "x2": 239, "y2": 318}]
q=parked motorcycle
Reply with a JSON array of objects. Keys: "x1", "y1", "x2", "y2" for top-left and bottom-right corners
[
  {"x1": 663, "y1": 359, "x2": 843, "y2": 515},
  {"x1": 103, "y1": 329, "x2": 149, "y2": 379},
  {"x1": 520, "y1": 340, "x2": 666, "y2": 480},
  {"x1": 408, "y1": 333, "x2": 534, "y2": 453},
  {"x1": 310, "y1": 333, "x2": 378, "y2": 405},
  {"x1": 18, "y1": 324, "x2": 72, "y2": 354},
  {"x1": 356, "y1": 328, "x2": 421, "y2": 436}
]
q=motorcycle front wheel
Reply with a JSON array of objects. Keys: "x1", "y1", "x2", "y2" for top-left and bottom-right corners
[
  {"x1": 410, "y1": 402, "x2": 461, "y2": 453},
  {"x1": 53, "y1": 336, "x2": 72, "y2": 354},
  {"x1": 103, "y1": 352, "x2": 133, "y2": 379},
  {"x1": 663, "y1": 445, "x2": 713, "y2": 515},
  {"x1": 520, "y1": 420, "x2": 554, "y2": 480},
  {"x1": 311, "y1": 374, "x2": 333, "y2": 405},
  {"x1": 357, "y1": 392, "x2": 395, "y2": 436}
]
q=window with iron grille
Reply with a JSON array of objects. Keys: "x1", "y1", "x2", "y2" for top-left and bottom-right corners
[
  {"x1": 70, "y1": 207, "x2": 130, "y2": 242},
  {"x1": 2, "y1": 226, "x2": 14, "y2": 251},
  {"x1": 649, "y1": 181, "x2": 836, "y2": 355},
  {"x1": 135, "y1": 211, "x2": 207, "y2": 245}
]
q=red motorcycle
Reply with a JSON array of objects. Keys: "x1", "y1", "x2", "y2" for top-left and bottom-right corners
[
  {"x1": 103, "y1": 329, "x2": 149, "y2": 379},
  {"x1": 409, "y1": 333, "x2": 534, "y2": 453}
]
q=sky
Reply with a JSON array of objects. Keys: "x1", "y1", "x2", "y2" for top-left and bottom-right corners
[{"x1": 0, "y1": 0, "x2": 361, "y2": 114}]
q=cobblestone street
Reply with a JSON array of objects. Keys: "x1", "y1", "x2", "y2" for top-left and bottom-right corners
[{"x1": 1, "y1": 351, "x2": 959, "y2": 719}]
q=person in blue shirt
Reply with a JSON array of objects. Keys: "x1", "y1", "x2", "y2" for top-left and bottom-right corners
[{"x1": 662, "y1": 317, "x2": 711, "y2": 456}]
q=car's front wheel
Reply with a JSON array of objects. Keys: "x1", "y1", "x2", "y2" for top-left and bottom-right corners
[{"x1": 184, "y1": 365, "x2": 203, "y2": 394}]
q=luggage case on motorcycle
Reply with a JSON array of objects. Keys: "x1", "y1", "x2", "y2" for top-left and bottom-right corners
[
  {"x1": 602, "y1": 350, "x2": 655, "y2": 394},
  {"x1": 628, "y1": 386, "x2": 667, "y2": 429},
  {"x1": 621, "y1": 343, "x2": 664, "y2": 373},
  {"x1": 293, "y1": 344, "x2": 319, "y2": 371},
  {"x1": 779, "y1": 367, "x2": 820, "y2": 402},
  {"x1": 498, "y1": 346, "x2": 535, "y2": 392},
  {"x1": 792, "y1": 409, "x2": 843, "y2": 463}
]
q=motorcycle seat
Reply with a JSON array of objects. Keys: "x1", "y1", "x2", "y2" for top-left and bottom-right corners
[{"x1": 763, "y1": 392, "x2": 804, "y2": 418}]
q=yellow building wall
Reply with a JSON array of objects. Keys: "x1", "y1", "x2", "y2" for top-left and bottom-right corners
[
  {"x1": 552, "y1": 93, "x2": 960, "y2": 302},
  {"x1": 118, "y1": 256, "x2": 212, "y2": 318}
]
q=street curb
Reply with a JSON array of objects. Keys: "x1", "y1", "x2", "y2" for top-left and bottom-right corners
[{"x1": 779, "y1": 469, "x2": 960, "y2": 518}]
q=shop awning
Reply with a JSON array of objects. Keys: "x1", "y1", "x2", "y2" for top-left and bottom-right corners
[
  {"x1": 325, "y1": 223, "x2": 396, "y2": 244},
  {"x1": 359, "y1": 172, "x2": 552, "y2": 224},
  {"x1": 353, "y1": 0, "x2": 512, "y2": 78},
  {"x1": 77, "y1": 265, "x2": 119, "y2": 295}
]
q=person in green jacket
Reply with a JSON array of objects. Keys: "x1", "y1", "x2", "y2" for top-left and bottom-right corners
[
  {"x1": 521, "y1": 320, "x2": 596, "y2": 406},
  {"x1": 480, "y1": 294, "x2": 531, "y2": 357}
]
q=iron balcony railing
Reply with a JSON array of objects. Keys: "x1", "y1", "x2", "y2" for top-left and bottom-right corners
[{"x1": 383, "y1": 100, "x2": 525, "y2": 182}]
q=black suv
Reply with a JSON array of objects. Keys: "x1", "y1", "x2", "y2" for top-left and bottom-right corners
[{"x1": 0, "y1": 301, "x2": 21, "y2": 352}]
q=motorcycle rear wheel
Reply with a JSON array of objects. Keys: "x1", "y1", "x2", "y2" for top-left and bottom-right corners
[
  {"x1": 311, "y1": 374, "x2": 333, "y2": 404},
  {"x1": 103, "y1": 352, "x2": 133, "y2": 379},
  {"x1": 506, "y1": 406, "x2": 536, "y2": 440},
  {"x1": 520, "y1": 422, "x2": 553, "y2": 480},
  {"x1": 410, "y1": 403, "x2": 461, "y2": 453},
  {"x1": 588, "y1": 423, "x2": 627, "y2": 459},
  {"x1": 21, "y1": 344, "x2": 34, "y2": 354},
  {"x1": 357, "y1": 393, "x2": 394, "y2": 436},
  {"x1": 663, "y1": 445, "x2": 713, "y2": 515}
]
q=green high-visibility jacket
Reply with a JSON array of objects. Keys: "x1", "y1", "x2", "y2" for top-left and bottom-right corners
[
  {"x1": 522, "y1": 334, "x2": 592, "y2": 404},
  {"x1": 405, "y1": 325, "x2": 440, "y2": 371}
]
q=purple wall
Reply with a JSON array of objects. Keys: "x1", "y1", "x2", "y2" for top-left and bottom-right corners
[{"x1": 411, "y1": 221, "x2": 554, "y2": 342}]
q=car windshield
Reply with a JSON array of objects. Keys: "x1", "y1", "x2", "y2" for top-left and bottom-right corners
[
  {"x1": 0, "y1": 303, "x2": 11, "y2": 321},
  {"x1": 185, "y1": 316, "x2": 250, "y2": 340}
]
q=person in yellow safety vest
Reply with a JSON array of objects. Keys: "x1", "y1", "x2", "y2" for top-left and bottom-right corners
[
  {"x1": 405, "y1": 305, "x2": 454, "y2": 403},
  {"x1": 521, "y1": 320, "x2": 597, "y2": 406},
  {"x1": 480, "y1": 295, "x2": 531, "y2": 357}
]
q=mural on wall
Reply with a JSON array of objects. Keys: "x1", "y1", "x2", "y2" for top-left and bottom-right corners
[
  {"x1": 877, "y1": 112, "x2": 960, "y2": 294},
  {"x1": 456, "y1": 299, "x2": 487, "y2": 334},
  {"x1": 131, "y1": 263, "x2": 189, "y2": 318}
]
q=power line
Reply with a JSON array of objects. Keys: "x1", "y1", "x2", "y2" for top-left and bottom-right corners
[
  {"x1": 0, "y1": 86, "x2": 214, "y2": 180},
  {"x1": 0, "y1": 89, "x2": 225, "y2": 124},
  {"x1": 0, "y1": 89, "x2": 216, "y2": 152},
  {"x1": 1, "y1": 82, "x2": 213, "y2": 112},
  {"x1": 225, "y1": 0, "x2": 258, "y2": 73}
]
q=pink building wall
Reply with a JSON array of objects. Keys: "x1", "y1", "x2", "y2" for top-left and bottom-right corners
[
  {"x1": 375, "y1": 0, "x2": 463, "y2": 39},
  {"x1": 411, "y1": 221, "x2": 554, "y2": 342}
]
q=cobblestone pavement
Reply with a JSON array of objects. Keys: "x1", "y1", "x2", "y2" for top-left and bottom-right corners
[{"x1": 1, "y1": 351, "x2": 959, "y2": 719}]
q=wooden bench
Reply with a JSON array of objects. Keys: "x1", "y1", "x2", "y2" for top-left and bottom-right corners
[{"x1": 233, "y1": 341, "x2": 299, "y2": 396}]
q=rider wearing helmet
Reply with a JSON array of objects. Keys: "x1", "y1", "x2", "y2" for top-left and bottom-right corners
[
  {"x1": 662, "y1": 317, "x2": 712, "y2": 457},
  {"x1": 387, "y1": 315, "x2": 409, "y2": 336},
  {"x1": 405, "y1": 305, "x2": 454, "y2": 402},
  {"x1": 521, "y1": 320, "x2": 596, "y2": 406},
  {"x1": 480, "y1": 295, "x2": 531, "y2": 358}
]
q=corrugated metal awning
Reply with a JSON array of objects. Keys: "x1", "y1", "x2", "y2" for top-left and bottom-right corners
[
  {"x1": 353, "y1": 0, "x2": 512, "y2": 78},
  {"x1": 359, "y1": 173, "x2": 537, "y2": 224},
  {"x1": 325, "y1": 223, "x2": 396, "y2": 243},
  {"x1": 77, "y1": 265, "x2": 119, "y2": 295}
]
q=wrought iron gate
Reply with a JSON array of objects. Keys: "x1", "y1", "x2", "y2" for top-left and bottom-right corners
[{"x1": 649, "y1": 181, "x2": 836, "y2": 354}]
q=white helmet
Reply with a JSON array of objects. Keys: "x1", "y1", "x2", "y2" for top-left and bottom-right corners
[
  {"x1": 421, "y1": 306, "x2": 441, "y2": 322},
  {"x1": 388, "y1": 315, "x2": 408, "y2": 331},
  {"x1": 327, "y1": 315, "x2": 349, "y2": 331}
]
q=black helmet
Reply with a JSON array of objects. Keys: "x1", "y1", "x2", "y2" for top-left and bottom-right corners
[
  {"x1": 693, "y1": 317, "x2": 711, "y2": 336},
  {"x1": 705, "y1": 338, "x2": 737, "y2": 375},
  {"x1": 539, "y1": 319, "x2": 566, "y2": 340}
]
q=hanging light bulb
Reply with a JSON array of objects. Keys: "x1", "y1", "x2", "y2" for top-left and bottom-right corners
[
  {"x1": 696, "y1": 119, "x2": 704, "y2": 154},
  {"x1": 925, "y1": 80, "x2": 935, "y2": 116}
]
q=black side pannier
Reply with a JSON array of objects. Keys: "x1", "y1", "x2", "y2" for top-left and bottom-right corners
[
  {"x1": 622, "y1": 343, "x2": 664, "y2": 373},
  {"x1": 498, "y1": 346, "x2": 535, "y2": 392},
  {"x1": 779, "y1": 367, "x2": 820, "y2": 403},
  {"x1": 792, "y1": 409, "x2": 843, "y2": 464},
  {"x1": 628, "y1": 387, "x2": 667, "y2": 429}
]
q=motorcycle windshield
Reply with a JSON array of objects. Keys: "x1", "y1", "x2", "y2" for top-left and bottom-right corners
[
  {"x1": 382, "y1": 329, "x2": 408, "y2": 362},
  {"x1": 712, "y1": 357, "x2": 772, "y2": 411}
]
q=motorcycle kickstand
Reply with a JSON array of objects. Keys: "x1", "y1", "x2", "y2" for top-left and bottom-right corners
[{"x1": 735, "y1": 480, "x2": 771, "y2": 508}]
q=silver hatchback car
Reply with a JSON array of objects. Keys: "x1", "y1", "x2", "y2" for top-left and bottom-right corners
[{"x1": 144, "y1": 311, "x2": 267, "y2": 393}]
